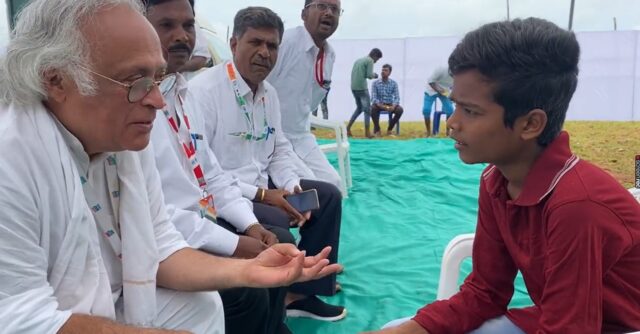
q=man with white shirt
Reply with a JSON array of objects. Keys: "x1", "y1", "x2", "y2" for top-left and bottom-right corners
[
  {"x1": 0, "y1": 1, "x2": 340, "y2": 333},
  {"x1": 266, "y1": 0, "x2": 342, "y2": 188},
  {"x1": 422, "y1": 66, "x2": 454, "y2": 137},
  {"x1": 189, "y1": 6, "x2": 347, "y2": 322},
  {"x1": 144, "y1": 0, "x2": 295, "y2": 333}
]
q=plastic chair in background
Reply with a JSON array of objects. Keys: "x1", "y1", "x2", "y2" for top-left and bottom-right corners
[
  {"x1": 309, "y1": 115, "x2": 352, "y2": 198},
  {"x1": 431, "y1": 98, "x2": 447, "y2": 136}
]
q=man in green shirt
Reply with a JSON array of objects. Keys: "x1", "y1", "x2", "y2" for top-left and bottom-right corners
[{"x1": 346, "y1": 48, "x2": 382, "y2": 138}]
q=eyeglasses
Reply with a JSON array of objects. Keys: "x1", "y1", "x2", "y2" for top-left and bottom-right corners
[
  {"x1": 305, "y1": 2, "x2": 344, "y2": 16},
  {"x1": 79, "y1": 65, "x2": 165, "y2": 103}
]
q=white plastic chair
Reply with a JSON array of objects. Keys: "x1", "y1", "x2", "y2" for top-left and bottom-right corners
[
  {"x1": 310, "y1": 115, "x2": 352, "y2": 197},
  {"x1": 437, "y1": 188, "x2": 640, "y2": 301},
  {"x1": 437, "y1": 233, "x2": 475, "y2": 300}
]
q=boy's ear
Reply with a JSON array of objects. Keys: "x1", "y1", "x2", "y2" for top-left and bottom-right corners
[{"x1": 519, "y1": 108, "x2": 547, "y2": 141}]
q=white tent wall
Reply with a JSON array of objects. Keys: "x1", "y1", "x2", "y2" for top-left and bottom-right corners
[{"x1": 320, "y1": 30, "x2": 640, "y2": 122}]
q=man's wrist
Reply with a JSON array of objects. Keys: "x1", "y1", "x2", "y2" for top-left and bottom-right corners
[
  {"x1": 254, "y1": 188, "x2": 266, "y2": 202},
  {"x1": 244, "y1": 222, "x2": 261, "y2": 233}
]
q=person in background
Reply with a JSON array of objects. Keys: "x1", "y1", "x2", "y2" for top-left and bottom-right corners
[
  {"x1": 422, "y1": 66, "x2": 454, "y2": 137},
  {"x1": 267, "y1": 0, "x2": 343, "y2": 189},
  {"x1": 189, "y1": 6, "x2": 347, "y2": 323},
  {"x1": 176, "y1": 0, "x2": 211, "y2": 80},
  {"x1": 143, "y1": 0, "x2": 296, "y2": 332},
  {"x1": 365, "y1": 17, "x2": 640, "y2": 334},
  {"x1": 312, "y1": 93, "x2": 329, "y2": 119},
  {"x1": 346, "y1": 47, "x2": 382, "y2": 138},
  {"x1": 370, "y1": 63, "x2": 403, "y2": 137}
]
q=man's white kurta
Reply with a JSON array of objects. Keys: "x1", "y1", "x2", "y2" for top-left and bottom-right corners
[
  {"x1": 266, "y1": 26, "x2": 341, "y2": 187},
  {"x1": 152, "y1": 73, "x2": 260, "y2": 256},
  {"x1": 187, "y1": 61, "x2": 301, "y2": 199},
  {"x1": 0, "y1": 103, "x2": 189, "y2": 332}
]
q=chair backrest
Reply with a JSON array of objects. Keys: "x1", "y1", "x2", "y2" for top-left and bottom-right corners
[{"x1": 436, "y1": 233, "x2": 475, "y2": 300}]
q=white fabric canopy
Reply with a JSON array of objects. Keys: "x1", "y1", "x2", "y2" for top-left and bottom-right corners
[{"x1": 320, "y1": 30, "x2": 640, "y2": 122}]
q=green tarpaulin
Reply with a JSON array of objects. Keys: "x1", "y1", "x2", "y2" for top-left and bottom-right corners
[{"x1": 288, "y1": 138, "x2": 532, "y2": 333}]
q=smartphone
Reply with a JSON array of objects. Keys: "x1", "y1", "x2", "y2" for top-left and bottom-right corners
[{"x1": 286, "y1": 189, "x2": 320, "y2": 213}]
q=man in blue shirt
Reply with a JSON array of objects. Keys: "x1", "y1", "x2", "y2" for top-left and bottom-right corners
[{"x1": 370, "y1": 64, "x2": 403, "y2": 137}]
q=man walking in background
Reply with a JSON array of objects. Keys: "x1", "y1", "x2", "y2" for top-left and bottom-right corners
[{"x1": 346, "y1": 48, "x2": 382, "y2": 138}]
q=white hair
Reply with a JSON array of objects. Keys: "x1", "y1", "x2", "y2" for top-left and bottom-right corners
[{"x1": 0, "y1": 0, "x2": 144, "y2": 106}]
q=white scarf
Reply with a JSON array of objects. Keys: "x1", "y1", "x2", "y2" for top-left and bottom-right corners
[{"x1": 32, "y1": 105, "x2": 159, "y2": 326}]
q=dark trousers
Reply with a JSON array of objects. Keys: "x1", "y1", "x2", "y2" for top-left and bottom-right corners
[
  {"x1": 312, "y1": 94, "x2": 329, "y2": 119},
  {"x1": 371, "y1": 104, "x2": 404, "y2": 133},
  {"x1": 217, "y1": 219, "x2": 293, "y2": 334},
  {"x1": 347, "y1": 89, "x2": 371, "y2": 130},
  {"x1": 253, "y1": 179, "x2": 342, "y2": 296}
]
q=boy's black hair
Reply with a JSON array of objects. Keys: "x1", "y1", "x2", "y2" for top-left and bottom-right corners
[
  {"x1": 232, "y1": 6, "x2": 284, "y2": 41},
  {"x1": 382, "y1": 63, "x2": 392, "y2": 72},
  {"x1": 448, "y1": 17, "x2": 580, "y2": 146},
  {"x1": 141, "y1": 0, "x2": 195, "y2": 14},
  {"x1": 369, "y1": 48, "x2": 382, "y2": 58}
]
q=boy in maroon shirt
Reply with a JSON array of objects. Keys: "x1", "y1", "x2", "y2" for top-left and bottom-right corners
[{"x1": 366, "y1": 18, "x2": 640, "y2": 334}]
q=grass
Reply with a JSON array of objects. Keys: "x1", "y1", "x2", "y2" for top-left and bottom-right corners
[{"x1": 314, "y1": 121, "x2": 640, "y2": 188}]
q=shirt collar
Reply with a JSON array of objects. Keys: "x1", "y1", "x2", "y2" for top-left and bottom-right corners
[
  {"x1": 160, "y1": 72, "x2": 188, "y2": 98},
  {"x1": 483, "y1": 131, "x2": 580, "y2": 206},
  {"x1": 228, "y1": 61, "x2": 268, "y2": 101},
  {"x1": 51, "y1": 111, "x2": 110, "y2": 176},
  {"x1": 300, "y1": 25, "x2": 334, "y2": 55},
  {"x1": 300, "y1": 26, "x2": 317, "y2": 52}
]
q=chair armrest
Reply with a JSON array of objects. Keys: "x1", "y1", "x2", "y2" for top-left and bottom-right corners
[{"x1": 310, "y1": 115, "x2": 339, "y2": 130}]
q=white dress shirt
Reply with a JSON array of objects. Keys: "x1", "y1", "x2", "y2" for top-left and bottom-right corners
[
  {"x1": 267, "y1": 26, "x2": 336, "y2": 159},
  {"x1": 187, "y1": 61, "x2": 301, "y2": 199},
  {"x1": 152, "y1": 73, "x2": 260, "y2": 256},
  {"x1": 0, "y1": 103, "x2": 188, "y2": 332}
]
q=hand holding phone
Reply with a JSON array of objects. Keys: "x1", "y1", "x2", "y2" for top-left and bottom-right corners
[{"x1": 285, "y1": 189, "x2": 320, "y2": 214}]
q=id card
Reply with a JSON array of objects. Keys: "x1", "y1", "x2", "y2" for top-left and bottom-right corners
[{"x1": 199, "y1": 194, "x2": 217, "y2": 223}]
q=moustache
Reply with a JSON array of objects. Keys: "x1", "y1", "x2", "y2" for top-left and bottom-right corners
[{"x1": 168, "y1": 43, "x2": 191, "y2": 53}]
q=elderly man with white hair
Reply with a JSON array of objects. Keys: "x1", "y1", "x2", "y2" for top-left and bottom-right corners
[{"x1": 0, "y1": 0, "x2": 340, "y2": 333}]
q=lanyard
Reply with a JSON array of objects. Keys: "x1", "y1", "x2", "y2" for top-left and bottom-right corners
[
  {"x1": 81, "y1": 154, "x2": 122, "y2": 259},
  {"x1": 226, "y1": 62, "x2": 273, "y2": 141},
  {"x1": 161, "y1": 95, "x2": 207, "y2": 190},
  {"x1": 315, "y1": 49, "x2": 325, "y2": 87},
  {"x1": 161, "y1": 82, "x2": 217, "y2": 223}
]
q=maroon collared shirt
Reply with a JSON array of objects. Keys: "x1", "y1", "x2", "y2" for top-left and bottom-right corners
[{"x1": 414, "y1": 132, "x2": 640, "y2": 333}]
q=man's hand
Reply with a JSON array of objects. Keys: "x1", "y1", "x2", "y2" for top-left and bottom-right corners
[
  {"x1": 373, "y1": 73, "x2": 379, "y2": 79},
  {"x1": 245, "y1": 224, "x2": 278, "y2": 246},
  {"x1": 262, "y1": 188, "x2": 306, "y2": 226},
  {"x1": 360, "y1": 320, "x2": 428, "y2": 334},
  {"x1": 293, "y1": 186, "x2": 312, "y2": 227},
  {"x1": 375, "y1": 102, "x2": 386, "y2": 110},
  {"x1": 245, "y1": 244, "x2": 341, "y2": 288},
  {"x1": 233, "y1": 235, "x2": 268, "y2": 259}
]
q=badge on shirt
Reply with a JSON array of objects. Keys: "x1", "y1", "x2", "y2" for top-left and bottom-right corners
[
  {"x1": 191, "y1": 132, "x2": 203, "y2": 150},
  {"x1": 198, "y1": 194, "x2": 217, "y2": 223}
]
